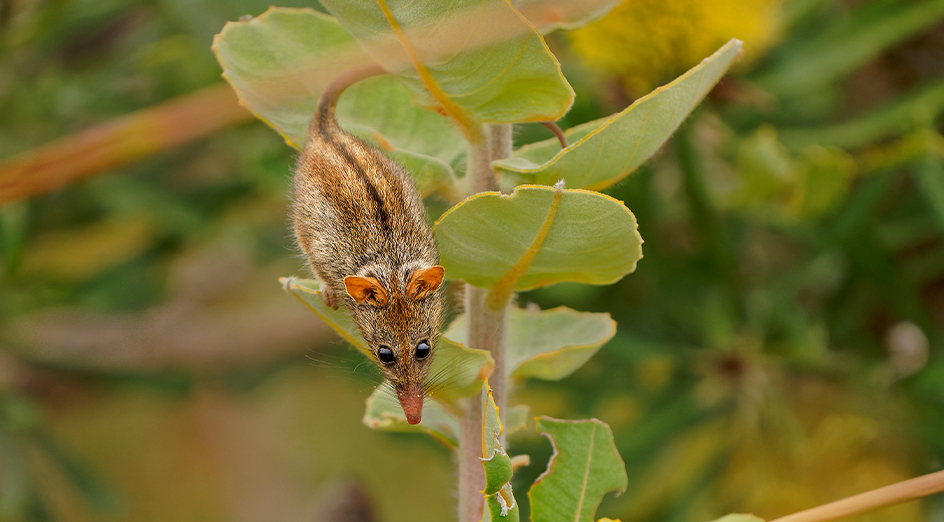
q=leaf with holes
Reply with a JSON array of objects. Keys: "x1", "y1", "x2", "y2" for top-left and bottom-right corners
[
  {"x1": 481, "y1": 383, "x2": 520, "y2": 521},
  {"x1": 445, "y1": 306, "x2": 616, "y2": 380},
  {"x1": 433, "y1": 185, "x2": 642, "y2": 304},
  {"x1": 482, "y1": 384, "x2": 513, "y2": 495},
  {"x1": 493, "y1": 39, "x2": 742, "y2": 191},
  {"x1": 280, "y1": 277, "x2": 493, "y2": 404},
  {"x1": 529, "y1": 417, "x2": 627, "y2": 522},
  {"x1": 318, "y1": 0, "x2": 574, "y2": 136},
  {"x1": 213, "y1": 8, "x2": 463, "y2": 195}
]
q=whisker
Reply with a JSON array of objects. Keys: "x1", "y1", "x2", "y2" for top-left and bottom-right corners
[
  {"x1": 303, "y1": 348, "x2": 387, "y2": 391},
  {"x1": 423, "y1": 351, "x2": 488, "y2": 387}
]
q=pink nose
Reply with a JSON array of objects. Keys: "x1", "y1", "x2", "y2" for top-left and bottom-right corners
[{"x1": 398, "y1": 389, "x2": 423, "y2": 425}]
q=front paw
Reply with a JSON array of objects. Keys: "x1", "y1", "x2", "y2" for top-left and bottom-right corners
[{"x1": 322, "y1": 286, "x2": 338, "y2": 310}]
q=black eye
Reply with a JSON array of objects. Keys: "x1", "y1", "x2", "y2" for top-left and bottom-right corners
[
  {"x1": 415, "y1": 340, "x2": 431, "y2": 360},
  {"x1": 377, "y1": 345, "x2": 395, "y2": 365}
]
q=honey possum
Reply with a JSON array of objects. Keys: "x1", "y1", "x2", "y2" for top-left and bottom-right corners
[{"x1": 292, "y1": 65, "x2": 445, "y2": 425}]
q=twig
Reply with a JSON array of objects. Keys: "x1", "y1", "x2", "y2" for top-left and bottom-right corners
[{"x1": 770, "y1": 469, "x2": 944, "y2": 522}]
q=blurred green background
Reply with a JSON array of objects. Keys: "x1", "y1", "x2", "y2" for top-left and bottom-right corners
[{"x1": 1, "y1": 0, "x2": 944, "y2": 521}]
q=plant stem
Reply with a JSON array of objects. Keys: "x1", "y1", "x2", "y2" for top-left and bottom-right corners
[
  {"x1": 488, "y1": 123, "x2": 514, "y2": 169},
  {"x1": 457, "y1": 394, "x2": 485, "y2": 522},
  {"x1": 457, "y1": 123, "x2": 512, "y2": 522},
  {"x1": 467, "y1": 131, "x2": 497, "y2": 195},
  {"x1": 467, "y1": 286, "x2": 509, "y2": 433},
  {"x1": 770, "y1": 469, "x2": 944, "y2": 522}
]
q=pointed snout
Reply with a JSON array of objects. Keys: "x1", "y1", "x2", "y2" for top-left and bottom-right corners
[{"x1": 397, "y1": 386, "x2": 424, "y2": 425}]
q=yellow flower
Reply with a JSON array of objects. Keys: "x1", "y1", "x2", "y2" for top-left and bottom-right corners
[{"x1": 569, "y1": 0, "x2": 781, "y2": 96}]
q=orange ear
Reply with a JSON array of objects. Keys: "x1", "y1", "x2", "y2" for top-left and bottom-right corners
[
  {"x1": 407, "y1": 265, "x2": 445, "y2": 300},
  {"x1": 344, "y1": 276, "x2": 388, "y2": 306}
]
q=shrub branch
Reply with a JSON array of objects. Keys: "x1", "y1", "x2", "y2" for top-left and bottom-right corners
[{"x1": 771, "y1": 470, "x2": 944, "y2": 522}]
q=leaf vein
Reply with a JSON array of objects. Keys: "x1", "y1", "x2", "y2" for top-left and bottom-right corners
[{"x1": 574, "y1": 423, "x2": 597, "y2": 522}]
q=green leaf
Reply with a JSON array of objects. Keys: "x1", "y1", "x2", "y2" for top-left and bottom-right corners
[
  {"x1": 482, "y1": 383, "x2": 504, "y2": 460},
  {"x1": 212, "y1": 7, "x2": 368, "y2": 149},
  {"x1": 362, "y1": 388, "x2": 461, "y2": 447},
  {"x1": 492, "y1": 39, "x2": 742, "y2": 191},
  {"x1": 483, "y1": 483, "x2": 520, "y2": 522},
  {"x1": 504, "y1": 404, "x2": 530, "y2": 435},
  {"x1": 483, "y1": 457, "x2": 515, "y2": 496},
  {"x1": 429, "y1": 338, "x2": 496, "y2": 405},
  {"x1": 212, "y1": 8, "x2": 464, "y2": 195},
  {"x1": 337, "y1": 76, "x2": 466, "y2": 193},
  {"x1": 318, "y1": 0, "x2": 574, "y2": 133},
  {"x1": 482, "y1": 384, "x2": 513, "y2": 495},
  {"x1": 445, "y1": 306, "x2": 616, "y2": 380},
  {"x1": 376, "y1": 146, "x2": 458, "y2": 200},
  {"x1": 280, "y1": 277, "x2": 493, "y2": 404},
  {"x1": 512, "y1": 0, "x2": 621, "y2": 34},
  {"x1": 433, "y1": 185, "x2": 643, "y2": 302},
  {"x1": 280, "y1": 277, "x2": 368, "y2": 357},
  {"x1": 481, "y1": 383, "x2": 520, "y2": 521},
  {"x1": 530, "y1": 417, "x2": 627, "y2": 522}
]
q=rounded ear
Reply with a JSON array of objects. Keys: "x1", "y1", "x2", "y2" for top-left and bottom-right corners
[
  {"x1": 407, "y1": 265, "x2": 445, "y2": 300},
  {"x1": 344, "y1": 276, "x2": 388, "y2": 306}
]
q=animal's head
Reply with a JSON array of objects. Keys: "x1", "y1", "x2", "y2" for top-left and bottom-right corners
[{"x1": 344, "y1": 264, "x2": 445, "y2": 424}]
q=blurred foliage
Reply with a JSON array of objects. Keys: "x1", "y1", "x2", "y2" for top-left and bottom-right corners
[
  {"x1": 568, "y1": 0, "x2": 781, "y2": 96},
  {"x1": 1, "y1": 0, "x2": 944, "y2": 521},
  {"x1": 513, "y1": 1, "x2": 944, "y2": 521}
]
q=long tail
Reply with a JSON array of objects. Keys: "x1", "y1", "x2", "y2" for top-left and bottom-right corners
[{"x1": 306, "y1": 62, "x2": 388, "y2": 144}]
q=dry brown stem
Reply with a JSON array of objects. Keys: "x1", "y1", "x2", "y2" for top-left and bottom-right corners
[
  {"x1": 0, "y1": 83, "x2": 253, "y2": 204},
  {"x1": 770, "y1": 469, "x2": 944, "y2": 522}
]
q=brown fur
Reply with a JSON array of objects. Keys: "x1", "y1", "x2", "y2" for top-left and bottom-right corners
[{"x1": 292, "y1": 88, "x2": 445, "y2": 423}]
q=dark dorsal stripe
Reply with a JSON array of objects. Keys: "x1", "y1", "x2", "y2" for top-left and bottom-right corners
[{"x1": 323, "y1": 131, "x2": 391, "y2": 229}]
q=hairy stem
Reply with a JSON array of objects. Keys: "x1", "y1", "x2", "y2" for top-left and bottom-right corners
[
  {"x1": 457, "y1": 123, "x2": 512, "y2": 522},
  {"x1": 467, "y1": 130, "x2": 498, "y2": 195},
  {"x1": 457, "y1": 389, "x2": 484, "y2": 522},
  {"x1": 488, "y1": 123, "x2": 514, "y2": 168},
  {"x1": 467, "y1": 286, "x2": 509, "y2": 432},
  {"x1": 770, "y1": 469, "x2": 944, "y2": 522}
]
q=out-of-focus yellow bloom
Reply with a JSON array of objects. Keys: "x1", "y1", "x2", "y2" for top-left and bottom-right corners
[{"x1": 569, "y1": 0, "x2": 781, "y2": 96}]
